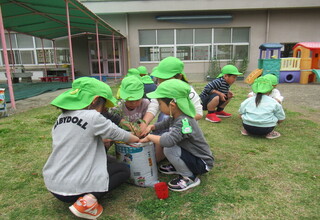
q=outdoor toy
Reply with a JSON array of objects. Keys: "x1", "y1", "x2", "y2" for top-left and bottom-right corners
[{"x1": 245, "y1": 42, "x2": 320, "y2": 84}]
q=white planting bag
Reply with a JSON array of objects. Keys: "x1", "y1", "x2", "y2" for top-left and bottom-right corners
[{"x1": 115, "y1": 142, "x2": 159, "y2": 187}]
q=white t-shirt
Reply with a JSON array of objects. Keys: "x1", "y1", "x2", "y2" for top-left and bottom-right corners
[{"x1": 146, "y1": 86, "x2": 203, "y2": 117}]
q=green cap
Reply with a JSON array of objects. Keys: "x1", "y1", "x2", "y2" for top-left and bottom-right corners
[
  {"x1": 141, "y1": 75, "x2": 154, "y2": 84},
  {"x1": 252, "y1": 76, "x2": 274, "y2": 94},
  {"x1": 151, "y1": 57, "x2": 188, "y2": 82},
  {"x1": 120, "y1": 76, "x2": 144, "y2": 101},
  {"x1": 264, "y1": 74, "x2": 278, "y2": 85},
  {"x1": 137, "y1": 66, "x2": 148, "y2": 75},
  {"x1": 51, "y1": 77, "x2": 117, "y2": 110},
  {"x1": 217, "y1": 65, "x2": 242, "y2": 78},
  {"x1": 151, "y1": 66, "x2": 158, "y2": 74},
  {"x1": 147, "y1": 79, "x2": 195, "y2": 117},
  {"x1": 126, "y1": 68, "x2": 141, "y2": 79}
]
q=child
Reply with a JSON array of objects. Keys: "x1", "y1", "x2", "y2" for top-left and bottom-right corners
[
  {"x1": 140, "y1": 79, "x2": 214, "y2": 192},
  {"x1": 111, "y1": 76, "x2": 150, "y2": 135},
  {"x1": 137, "y1": 65, "x2": 149, "y2": 76},
  {"x1": 248, "y1": 74, "x2": 284, "y2": 104},
  {"x1": 200, "y1": 64, "x2": 242, "y2": 123},
  {"x1": 140, "y1": 56, "x2": 203, "y2": 162},
  {"x1": 239, "y1": 76, "x2": 286, "y2": 139},
  {"x1": 116, "y1": 68, "x2": 141, "y2": 99},
  {"x1": 43, "y1": 77, "x2": 139, "y2": 219},
  {"x1": 137, "y1": 66, "x2": 157, "y2": 99},
  {"x1": 141, "y1": 74, "x2": 157, "y2": 99}
]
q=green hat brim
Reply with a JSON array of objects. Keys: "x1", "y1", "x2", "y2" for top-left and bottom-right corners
[
  {"x1": 51, "y1": 88, "x2": 116, "y2": 110},
  {"x1": 217, "y1": 72, "x2": 242, "y2": 78},
  {"x1": 146, "y1": 79, "x2": 195, "y2": 118},
  {"x1": 120, "y1": 89, "x2": 144, "y2": 101}
]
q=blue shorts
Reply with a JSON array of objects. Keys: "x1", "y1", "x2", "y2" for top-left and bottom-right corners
[
  {"x1": 180, "y1": 147, "x2": 209, "y2": 175},
  {"x1": 201, "y1": 93, "x2": 227, "y2": 111}
]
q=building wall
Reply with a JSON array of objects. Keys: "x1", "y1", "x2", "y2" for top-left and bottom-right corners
[
  {"x1": 268, "y1": 8, "x2": 320, "y2": 42},
  {"x1": 96, "y1": 8, "x2": 320, "y2": 81}
]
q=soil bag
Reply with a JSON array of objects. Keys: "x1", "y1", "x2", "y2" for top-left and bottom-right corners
[{"x1": 115, "y1": 141, "x2": 159, "y2": 187}]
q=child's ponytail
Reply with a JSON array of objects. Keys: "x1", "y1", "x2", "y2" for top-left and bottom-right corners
[{"x1": 255, "y1": 93, "x2": 263, "y2": 107}]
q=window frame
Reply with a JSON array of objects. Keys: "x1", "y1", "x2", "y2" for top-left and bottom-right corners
[{"x1": 139, "y1": 27, "x2": 250, "y2": 63}]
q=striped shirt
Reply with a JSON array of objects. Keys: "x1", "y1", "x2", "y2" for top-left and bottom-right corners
[{"x1": 199, "y1": 77, "x2": 230, "y2": 99}]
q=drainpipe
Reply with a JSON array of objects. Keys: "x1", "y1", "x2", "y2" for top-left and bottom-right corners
[
  {"x1": 265, "y1": 10, "x2": 270, "y2": 43},
  {"x1": 126, "y1": 13, "x2": 130, "y2": 71}
]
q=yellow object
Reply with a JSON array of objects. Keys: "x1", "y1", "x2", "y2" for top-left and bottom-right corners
[
  {"x1": 300, "y1": 70, "x2": 314, "y2": 84},
  {"x1": 244, "y1": 69, "x2": 263, "y2": 84}
]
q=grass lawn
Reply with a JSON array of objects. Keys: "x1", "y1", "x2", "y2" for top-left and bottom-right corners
[{"x1": 0, "y1": 82, "x2": 319, "y2": 219}]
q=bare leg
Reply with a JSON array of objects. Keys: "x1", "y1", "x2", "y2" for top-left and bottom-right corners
[
  {"x1": 207, "y1": 96, "x2": 220, "y2": 111},
  {"x1": 155, "y1": 143, "x2": 166, "y2": 163}
]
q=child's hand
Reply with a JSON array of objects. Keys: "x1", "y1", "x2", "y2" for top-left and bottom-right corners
[
  {"x1": 139, "y1": 136, "x2": 150, "y2": 143},
  {"x1": 140, "y1": 125, "x2": 154, "y2": 137},
  {"x1": 219, "y1": 93, "x2": 227, "y2": 102},
  {"x1": 228, "y1": 91, "x2": 234, "y2": 98},
  {"x1": 139, "y1": 122, "x2": 148, "y2": 134},
  {"x1": 103, "y1": 139, "x2": 113, "y2": 149}
]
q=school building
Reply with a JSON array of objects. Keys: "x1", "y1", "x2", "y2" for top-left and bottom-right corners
[
  {"x1": 81, "y1": 0, "x2": 320, "y2": 81},
  {"x1": 1, "y1": 0, "x2": 319, "y2": 82}
]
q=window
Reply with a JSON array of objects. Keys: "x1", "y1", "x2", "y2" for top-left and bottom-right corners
[
  {"x1": 234, "y1": 45, "x2": 249, "y2": 59},
  {"x1": 139, "y1": 28, "x2": 249, "y2": 62},
  {"x1": 214, "y1": 28, "x2": 231, "y2": 43},
  {"x1": 232, "y1": 28, "x2": 250, "y2": 43},
  {"x1": 16, "y1": 34, "x2": 33, "y2": 48},
  {"x1": 177, "y1": 46, "x2": 191, "y2": 60},
  {"x1": 194, "y1": 46, "x2": 210, "y2": 60},
  {"x1": 0, "y1": 33, "x2": 69, "y2": 66},
  {"x1": 176, "y1": 29, "x2": 193, "y2": 44},
  {"x1": 195, "y1": 29, "x2": 211, "y2": 44},
  {"x1": 139, "y1": 30, "x2": 156, "y2": 45},
  {"x1": 157, "y1": 30, "x2": 174, "y2": 44},
  {"x1": 20, "y1": 50, "x2": 35, "y2": 64}
]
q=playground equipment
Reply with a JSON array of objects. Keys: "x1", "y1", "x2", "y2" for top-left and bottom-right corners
[{"x1": 245, "y1": 42, "x2": 320, "y2": 84}]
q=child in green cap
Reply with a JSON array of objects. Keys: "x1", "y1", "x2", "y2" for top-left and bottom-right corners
[
  {"x1": 140, "y1": 79, "x2": 214, "y2": 192},
  {"x1": 239, "y1": 76, "x2": 286, "y2": 139},
  {"x1": 43, "y1": 77, "x2": 139, "y2": 219},
  {"x1": 200, "y1": 64, "x2": 242, "y2": 123},
  {"x1": 140, "y1": 57, "x2": 203, "y2": 162},
  {"x1": 110, "y1": 76, "x2": 150, "y2": 135},
  {"x1": 138, "y1": 66, "x2": 157, "y2": 99},
  {"x1": 248, "y1": 74, "x2": 284, "y2": 104}
]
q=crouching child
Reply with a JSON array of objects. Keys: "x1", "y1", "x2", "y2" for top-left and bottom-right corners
[{"x1": 140, "y1": 79, "x2": 214, "y2": 191}]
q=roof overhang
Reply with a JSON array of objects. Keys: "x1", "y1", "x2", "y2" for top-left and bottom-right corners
[{"x1": 0, "y1": 0, "x2": 125, "y2": 40}]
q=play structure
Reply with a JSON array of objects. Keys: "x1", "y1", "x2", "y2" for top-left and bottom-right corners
[{"x1": 245, "y1": 42, "x2": 320, "y2": 84}]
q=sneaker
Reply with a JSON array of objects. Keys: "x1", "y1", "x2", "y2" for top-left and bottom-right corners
[
  {"x1": 241, "y1": 129, "x2": 248, "y2": 136},
  {"x1": 159, "y1": 164, "x2": 178, "y2": 175},
  {"x1": 266, "y1": 131, "x2": 281, "y2": 139},
  {"x1": 69, "y1": 197, "x2": 103, "y2": 219},
  {"x1": 168, "y1": 176, "x2": 201, "y2": 192},
  {"x1": 205, "y1": 113, "x2": 221, "y2": 123},
  {"x1": 215, "y1": 111, "x2": 232, "y2": 118}
]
